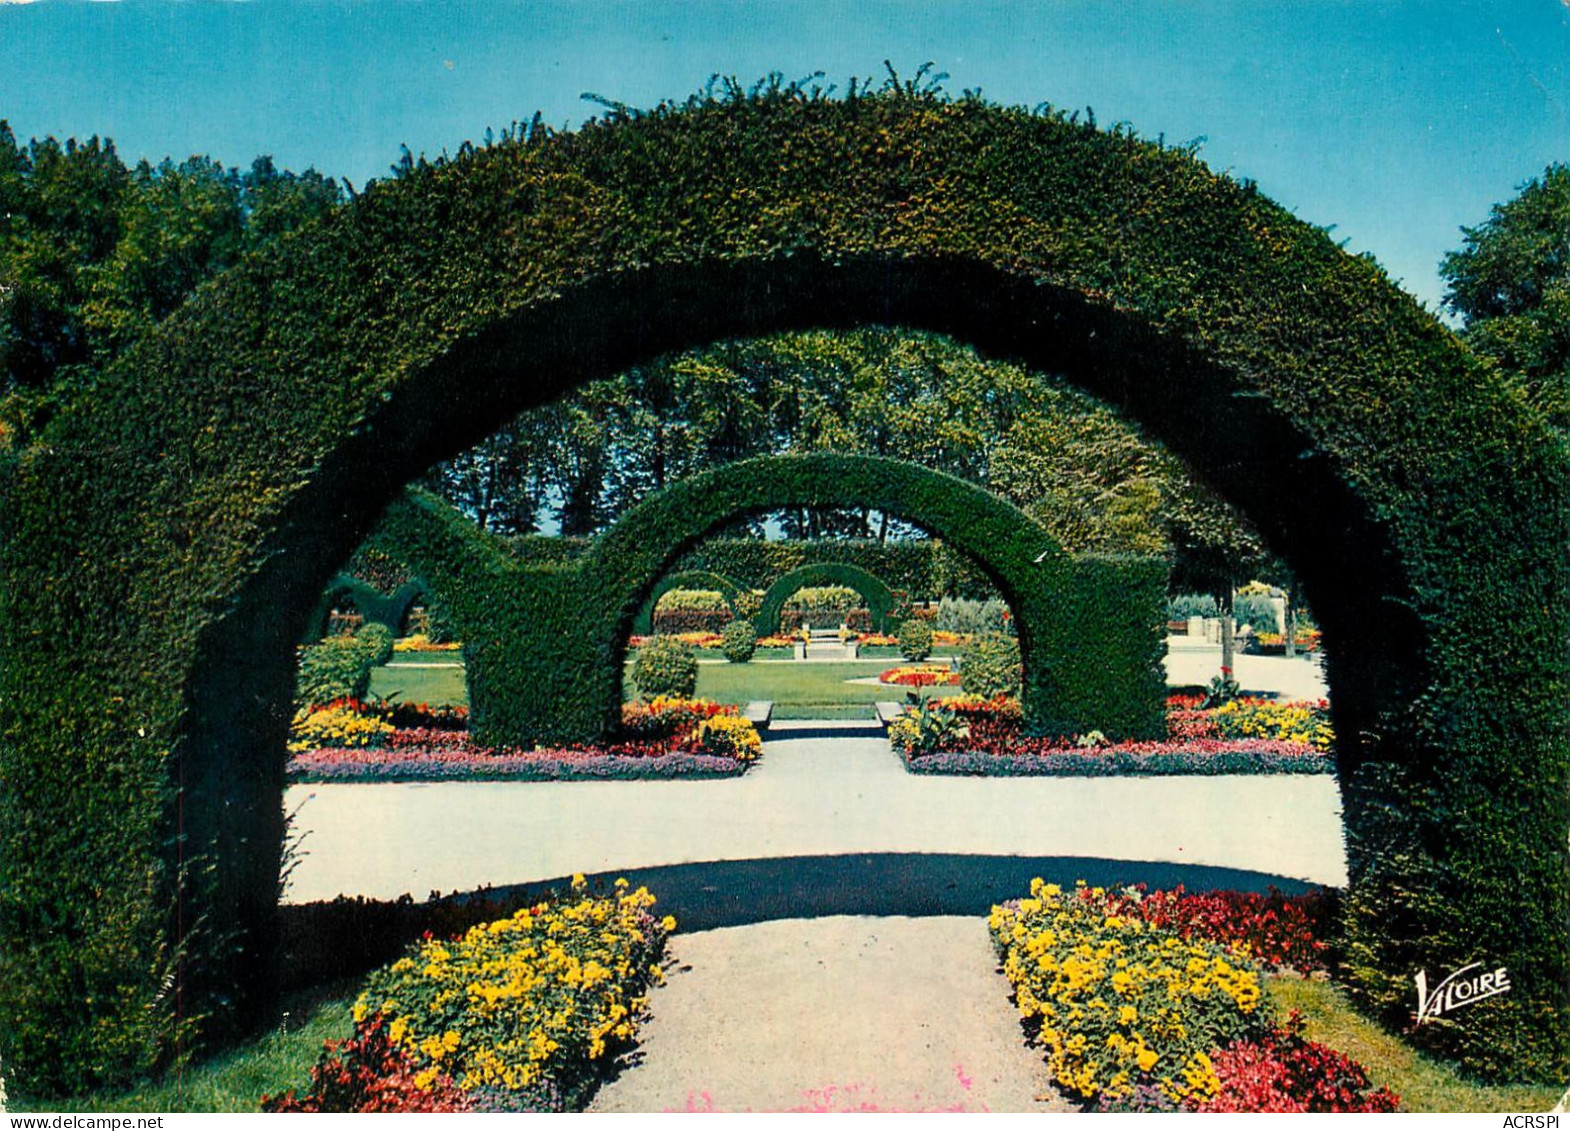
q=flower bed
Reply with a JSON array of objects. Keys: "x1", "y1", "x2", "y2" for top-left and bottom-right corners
[
  {"x1": 288, "y1": 742, "x2": 745, "y2": 783},
  {"x1": 891, "y1": 694, "x2": 1333, "y2": 775},
  {"x1": 392, "y1": 634, "x2": 463, "y2": 653},
  {"x1": 991, "y1": 881, "x2": 1396, "y2": 1112},
  {"x1": 879, "y1": 664, "x2": 962, "y2": 687},
  {"x1": 286, "y1": 696, "x2": 760, "y2": 782},
  {"x1": 626, "y1": 631, "x2": 724, "y2": 649},
  {"x1": 265, "y1": 879, "x2": 672, "y2": 1112},
  {"x1": 755, "y1": 634, "x2": 799, "y2": 649}
]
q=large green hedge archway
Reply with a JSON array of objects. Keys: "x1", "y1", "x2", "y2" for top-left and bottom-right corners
[
  {"x1": 631, "y1": 569, "x2": 749, "y2": 636},
  {"x1": 2, "y1": 87, "x2": 1565, "y2": 1094},
  {"x1": 368, "y1": 454, "x2": 1167, "y2": 749},
  {"x1": 755, "y1": 561, "x2": 897, "y2": 635}
]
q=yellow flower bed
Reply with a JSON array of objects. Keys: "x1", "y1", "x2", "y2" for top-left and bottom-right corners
[
  {"x1": 288, "y1": 702, "x2": 396, "y2": 753},
  {"x1": 355, "y1": 878, "x2": 671, "y2": 1106},
  {"x1": 1211, "y1": 698, "x2": 1334, "y2": 752},
  {"x1": 392, "y1": 634, "x2": 463, "y2": 652},
  {"x1": 989, "y1": 880, "x2": 1267, "y2": 1106},
  {"x1": 693, "y1": 714, "x2": 763, "y2": 762}
]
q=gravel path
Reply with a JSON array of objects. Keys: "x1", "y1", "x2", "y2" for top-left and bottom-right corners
[{"x1": 589, "y1": 916, "x2": 1071, "y2": 1114}]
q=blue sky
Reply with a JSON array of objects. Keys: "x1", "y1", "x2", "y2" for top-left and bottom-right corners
[{"x1": 1, "y1": 0, "x2": 1568, "y2": 312}]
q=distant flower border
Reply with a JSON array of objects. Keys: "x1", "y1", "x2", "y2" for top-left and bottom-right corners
[
  {"x1": 899, "y1": 742, "x2": 1331, "y2": 777},
  {"x1": 287, "y1": 745, "x2": 744, "y2": 783}
]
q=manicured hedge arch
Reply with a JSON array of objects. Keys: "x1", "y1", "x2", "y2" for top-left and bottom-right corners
[
  {"x1": 368, "y1": 455, "x2": 1166, "y2": 748},
  {"x1": 631, "y1": 569, "x2": 749, "y2": 636},
  {"x1": 305, "y1": 573, "x2": 429, "y2": 641},
  {"x1": 755, "y1": 561, "x2": 897, "y2": 634},
  {"x1": 2, "y1": 87, "x2": 1566, "y2": 1095}
]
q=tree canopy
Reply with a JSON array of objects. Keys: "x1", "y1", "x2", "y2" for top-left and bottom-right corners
[
  {"x1": 1441, "y1": 163, "x2": 1570, "y2": 429},
  {"x1": 425, "y1": 327, "x2": 1274, "y2": 590},
  {"x1": 0, "y1": 122, "x2": 342, "y2": 443}
]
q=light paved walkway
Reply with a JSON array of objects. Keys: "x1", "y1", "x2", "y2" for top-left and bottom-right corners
[
  {"x1": 283, "y1": 719, "x2": 1346, "y2": 904},
  {"x1": 1164, "y1": 640, "x2": 1329, "y2": 700},
  {"x1": 589, "y1": 916, "x2": 1067, "y2": 1113}
]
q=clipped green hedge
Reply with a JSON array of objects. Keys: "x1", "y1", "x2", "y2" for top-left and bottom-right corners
[
  {"x1": 756, "y1": 562, "x2": 898, "y2": 634},
  {"x1": 2, "y1": 84, "x2": 1564, "y2": 1097},
  {"x1": 305, "y1": 574, "x2": 429, "y2": 642},
  {"x1": 677, "y1": 536, "x2": 940, "y2": 595},
  {"x1": 372, "y1": 455, "x2": 1165, "y2": 750},
  {"x1": 631, "y1": 570, "x2": 748, "y2": 636}
]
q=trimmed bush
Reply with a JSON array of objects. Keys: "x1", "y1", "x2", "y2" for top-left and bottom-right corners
[
  {"x1": 898, "y1": 617, "x2": 933, "y2": 662},
  {"x1": 960, "y1": 633, "x2": 1022, "y2": 699},
  {"x1": 631, "y1": 637, "x2": 699, "y2": 700},
  {"x1": 356, "y1": 622, "x2": 394, "y2": 666},
  {"x1": 934, "y1": 596, "x2": 1009, "y2": 636},
  {"x1": 720, "y1": 619, "x2": 757, "y2": 663},
  {"x1": 297, "y1": 635, "x2": 375, "y2": 707}
]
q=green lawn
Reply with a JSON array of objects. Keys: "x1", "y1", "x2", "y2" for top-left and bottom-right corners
[
  {"x1": 369, "y1": 657, "x2": 963, "y2": 719},
  {"x1": 10, "y1": 999, "x2": 353, "y2": 1113},
  {"x1": 692, "y1": 660, "x2": 962, "y2": 719},
  {"x1": 368, "y1": 660, "x2": 467, "y2": 706},
  {"x1": 1264, "y1": 975, "x2": 1563, "y2": 1112}
]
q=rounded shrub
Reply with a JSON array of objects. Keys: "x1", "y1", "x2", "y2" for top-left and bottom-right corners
[
  {"x1": 356, "y1": 622, "x2": 394, "y2": 666},
  {"x1": 632, "y1": 637, "x2": 699, "y2": 700},
  {"x1": 898, "y1": 617, "x2": 934, "y2": 662},
  {"x1": 296, "y1": 634, "x2": 376, "y2": 707},
  {"x1": 720, "y1": 619, "x2": 757, "y2": 663},
  {"x1": 960, "y1": 633, "x2": 1023, "y2": 699}
]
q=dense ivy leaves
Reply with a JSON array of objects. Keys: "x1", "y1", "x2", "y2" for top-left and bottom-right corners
[
  {"x1": 371, "y1": 455, "x2": 1167, "y2": 748},
  {"x1": 0, "y1": 83, "x2": 1565, "y2": 1096}
]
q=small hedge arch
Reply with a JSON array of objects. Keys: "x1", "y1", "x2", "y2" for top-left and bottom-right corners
[
  {"x1": 630, "y1": 569, "x2": 749, "y2": 636},
  {"x1": 1, "y1": 85, "x2": 1565, "y2": 1095},
  {"x1": 305, "y1": 573, "x2": 429, "y2": 641},
  {"x1": 755, "y1": 561, "x2": 897, "y2": 635}
]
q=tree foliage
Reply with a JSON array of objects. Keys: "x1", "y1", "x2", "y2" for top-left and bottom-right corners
[
  {"x1": 427, "y1": 327, "x2": 1272, "y2": 587},
  {"x1": 1441, "y1": 164, "x2": 1570, "y2": 428},
  {"x1": 0, "y1": 122, "x2": 341, "y2": 442}
]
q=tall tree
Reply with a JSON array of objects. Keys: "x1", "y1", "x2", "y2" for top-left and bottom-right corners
[
  {"x1": 1441, "y1": 163, "x2": 1570, "y2": 428},
  {"x1": 0, "y1": 122, "x2": 342, "y2": 446}
]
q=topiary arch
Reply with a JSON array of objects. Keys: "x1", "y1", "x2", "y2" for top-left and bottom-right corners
[
  {"x1": 630, "y1": 569, "x2": 749, "y2": 636},
  {"x1": 755, "y1": 561, "x2": 896, "y2": 635},
  {"x1": 2, "y1": 86, "x2": 1565, "y2": 1094},
  {"x1": 305, "y1": 573, "x2": 430, "y2": 641},
  {"x1": 366, "y1": 454, "x2": 1167, "y2": 750}
]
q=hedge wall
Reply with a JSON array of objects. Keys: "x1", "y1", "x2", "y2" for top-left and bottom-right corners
[
  {"x1": 1, "y1": 83, "x2": 1564, "y2": 1096},
  {"x1": 677, "y1": 536, "x2": 940, "y2": 595},
  {"x1": 756, "y1": 561, "x2": 898, "y2": 634}
]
